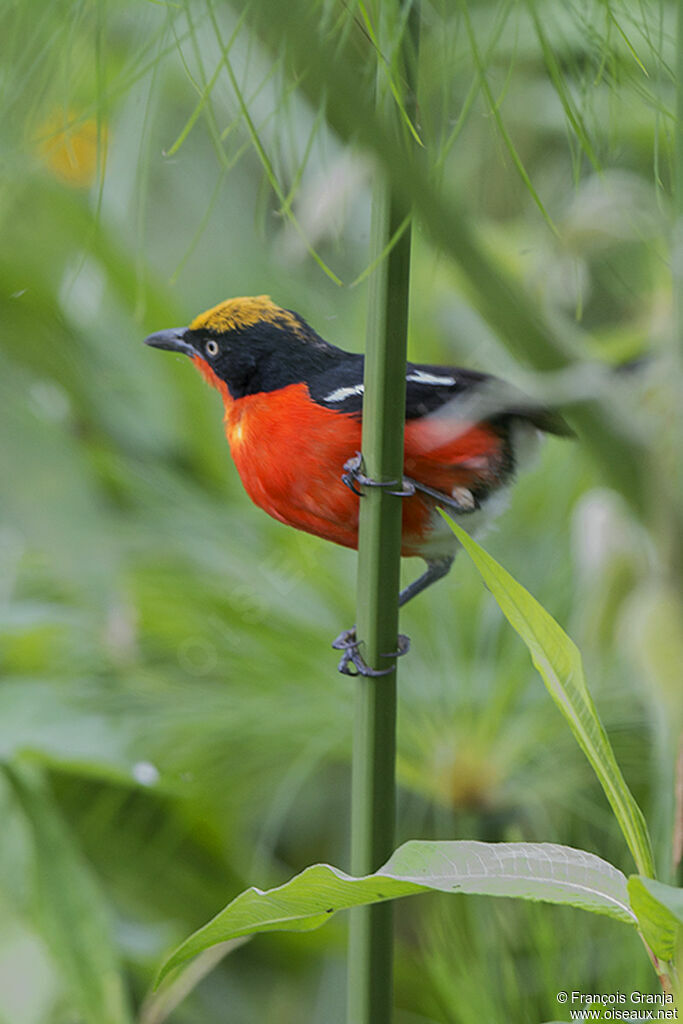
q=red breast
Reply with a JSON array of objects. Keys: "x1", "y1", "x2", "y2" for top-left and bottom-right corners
[{"x1": 194, "y1": 357, "x2": 506, "y2": 557}]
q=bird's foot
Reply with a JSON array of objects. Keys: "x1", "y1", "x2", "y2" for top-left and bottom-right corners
[
  {"x1": 341, "y1": 452, "x2": 476, "y2": 514},
  {"x1": 341, "y1": 452, "x2": 415, "y2": 498},
  {"x1": 332, "y1": 627, "x2": 411, "y2": 677}
]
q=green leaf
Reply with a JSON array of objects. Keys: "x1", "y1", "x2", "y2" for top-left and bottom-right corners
[
  {"x1": 444, "y1": 517, "x2": 655, "y2": 879},
  {"x1": 4, "y1": 765, "x2": 133, "y2": 1024},
  {"x1": 627, "y1": 876, "x2": 683, "y2": 961},
  {"x1": 157, "y1": 840, "x2": 636, "y2": 982}
]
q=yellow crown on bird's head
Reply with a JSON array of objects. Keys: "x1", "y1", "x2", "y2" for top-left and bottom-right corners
[{"x1": 189, "y1": 295, "x2": 304, "y2": 337}]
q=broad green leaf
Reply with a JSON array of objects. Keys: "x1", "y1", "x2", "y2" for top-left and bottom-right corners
[
  {"x1": 445, "y1": 517, "x2": 655, "y2": 879},
  {"x1": 158, "y1": 840, "x2": 636, "y2": 982},
  {"x1": 4, "y1": 765, "x2": 133, "y2": 1024},
  {"x1": 628, "y1": 876, "x2": 683, "y2": 961}
]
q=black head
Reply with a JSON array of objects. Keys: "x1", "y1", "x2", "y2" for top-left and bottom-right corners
[{"x1": 144, "y1": 295, "x2": 342, "y2": 399}]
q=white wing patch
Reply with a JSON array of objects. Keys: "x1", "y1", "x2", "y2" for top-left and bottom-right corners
[
  {"x1": 324, "y1": 383, "x2": 365, "y2": 403},
  {"x1": 407, "y1": 369, "x2": 456, "y2": 386},
  {"x1": 324, "y1": 369, "x2": 455, "y2": 403}
]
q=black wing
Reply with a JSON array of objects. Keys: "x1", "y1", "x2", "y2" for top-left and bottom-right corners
[
  {"x1": 310, "y1": 356, "x2": 570, "y2": 436},
  {"x1": 406, "y1": 362, "x2": 572, "y2": 435}
]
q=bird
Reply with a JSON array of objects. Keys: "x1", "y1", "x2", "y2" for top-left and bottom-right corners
[{"x1": 144, "y1": 295, "x2": 570, "y2": 675}]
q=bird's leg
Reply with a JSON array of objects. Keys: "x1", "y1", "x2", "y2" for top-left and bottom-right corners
[
  {"x1": 336, "y1": 452, "x2": 410, "y2": 675},
  {"x1": 341, "y1": 452, "x2": 415, "y2": 498},
  {"x1": 332, "y1": 629, "x2": 411, "y2": 677},
  {"x1": 342, "y1": 452, "x2": 478, "y2": 514},
  {"x1": 335, "y1": 454, "x2": 466, "y2": 676},
  {"x1": 333, "y1": 446, "x2": 466, "y2": 671},
  {"x1": 333, "y1": 557, "x2": 453, "y2": 676},
  {"x1": 398, "y1": 555, "x2": 455, "y2": 607}
]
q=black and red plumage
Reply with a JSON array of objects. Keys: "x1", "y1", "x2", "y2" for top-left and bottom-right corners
[{"x1": 144, "y1": 295, "x2": 569, "y2": 635}]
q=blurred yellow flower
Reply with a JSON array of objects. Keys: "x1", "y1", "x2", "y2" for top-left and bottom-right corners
[{"x1": 37, "y1": 110, "x2": 106, "y2": 188}]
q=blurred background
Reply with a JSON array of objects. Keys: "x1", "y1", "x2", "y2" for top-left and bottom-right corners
[{"x1": 1, "y1": 0, "x2": 681, "y2": 1021}]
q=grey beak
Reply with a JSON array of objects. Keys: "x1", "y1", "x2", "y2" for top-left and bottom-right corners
[{"x1": 143, "y1": 328, "x2": 196, "y2": 357}]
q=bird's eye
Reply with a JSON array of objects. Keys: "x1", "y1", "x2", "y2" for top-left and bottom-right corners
[{"x1": 205, "y1": 339, "x2": 219, "y2": 357}]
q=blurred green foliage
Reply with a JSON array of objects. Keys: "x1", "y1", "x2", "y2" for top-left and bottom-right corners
[{"x1": 0, "y1": 0, "x2": 680, "y2": 1021}]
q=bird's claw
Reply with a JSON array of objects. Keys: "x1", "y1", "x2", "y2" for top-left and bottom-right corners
[
  {"x1": 332, "y1": 627, "x2": 411, "y2": 677},
  {"x1": 341, "y1": 452, "x2": 415, "y2": 498}
]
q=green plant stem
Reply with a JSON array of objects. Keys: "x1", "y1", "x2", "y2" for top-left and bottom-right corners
[
  {"x1": 348, "y1": 5, "x2": 419, "y2": 1021},
  {"x1": 348, "y1": 181, "x2": 411, "y2": 1024}
]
